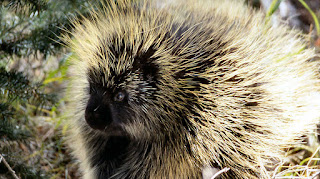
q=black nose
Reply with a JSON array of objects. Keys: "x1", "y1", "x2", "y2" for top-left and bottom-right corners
[{"x1": 85, "y1": 94, "x2": 112, "y2": 130}]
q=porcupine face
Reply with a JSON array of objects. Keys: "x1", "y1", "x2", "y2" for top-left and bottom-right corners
[
  {"x1": 79, "y1": 6, "x2": 202, "y2": 139},
  {"x1": 84, "y1": 38, "x2": 160, "y2": 137}
]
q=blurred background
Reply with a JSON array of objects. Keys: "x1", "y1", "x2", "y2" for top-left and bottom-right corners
[{"x1": 0, "y1": 0, "x2": 319, "y2": 178}]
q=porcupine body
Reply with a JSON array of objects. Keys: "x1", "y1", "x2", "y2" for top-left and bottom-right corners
[{"x1": 63, "y1": 0, "x2": 320, "y2": 178}]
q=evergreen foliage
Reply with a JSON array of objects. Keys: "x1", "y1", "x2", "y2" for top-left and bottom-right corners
[
  {"x1": 0, "y1": 0, "x2": 97, "y2": 178},
  {"x1": 0, "y1": 67, "x2": 54, "y2": 178}
]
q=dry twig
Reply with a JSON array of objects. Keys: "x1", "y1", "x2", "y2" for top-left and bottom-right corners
[{"x1": 0, "y1": 154, "x2": 20, "y2": 179}]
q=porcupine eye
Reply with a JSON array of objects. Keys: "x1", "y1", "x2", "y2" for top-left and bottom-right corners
[{"x1": 114, "y1": 91, "x2": 125, "y2": 102}]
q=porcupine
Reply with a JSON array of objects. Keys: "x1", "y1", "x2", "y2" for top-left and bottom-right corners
[{"x1": 62, "y1": 0, "x2": 320, "y2": 178}]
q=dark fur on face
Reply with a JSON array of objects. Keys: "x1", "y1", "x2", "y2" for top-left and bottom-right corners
[{"x1": 85, "y1": 47, "x2": 159, "y2": 134}]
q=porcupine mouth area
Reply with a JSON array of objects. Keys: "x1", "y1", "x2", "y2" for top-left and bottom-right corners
[
  {"x1": 85, "y1": 111, "x2": 128, "y2": 137},
  {"x1": 86, "y1": 119, "x2": 128, "y2": 137},
  {"x1": 103, "y1": 124, "x2": 129, "y2": 137},
  {"x1": 102, "y1": 123, "x2": 128, "y2": 137}
]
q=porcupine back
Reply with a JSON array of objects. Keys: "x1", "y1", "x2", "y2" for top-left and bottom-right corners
[{"x1": 63, "y1": 0, "x2": 320, "y2": 178}]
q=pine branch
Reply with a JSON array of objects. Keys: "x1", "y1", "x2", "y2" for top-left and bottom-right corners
[
  {"x1": 0, "y1": 67, "x2": 56, "y2": 104},
  {"x1": 1, "y1": 0, "x2": 47, "y2": 15}
]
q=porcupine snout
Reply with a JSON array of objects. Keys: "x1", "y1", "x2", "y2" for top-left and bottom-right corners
[{"x1": 85, "y1": 88, "x2": 113, "y2": 131}]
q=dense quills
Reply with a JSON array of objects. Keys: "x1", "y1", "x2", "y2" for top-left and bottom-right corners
[{"x1": 63, "y1": 0, "x2": 320, "y2": 178}]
